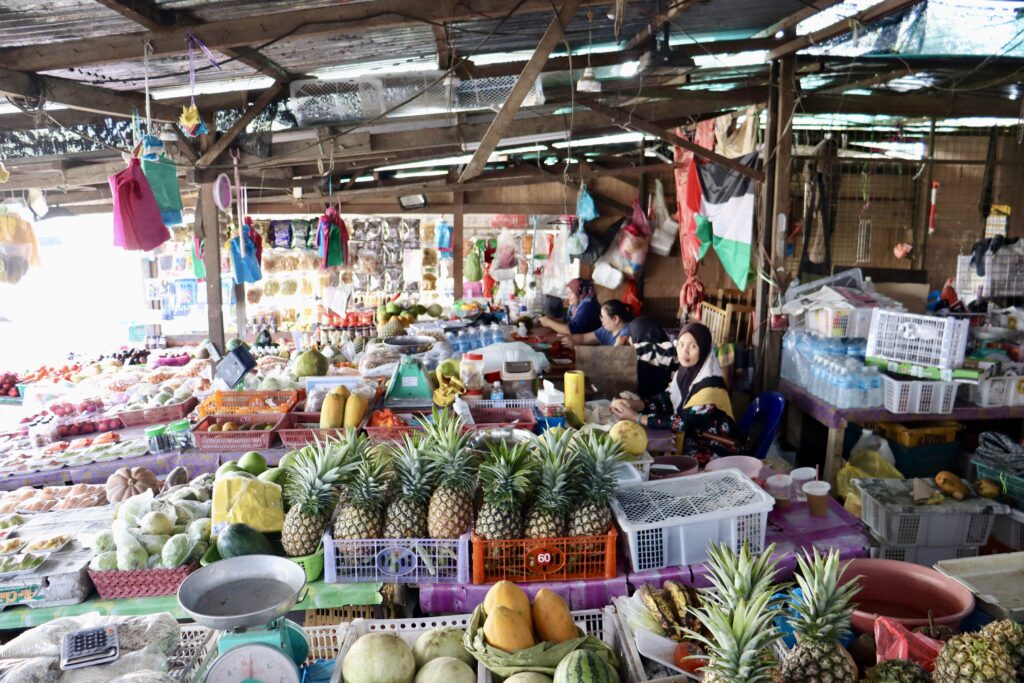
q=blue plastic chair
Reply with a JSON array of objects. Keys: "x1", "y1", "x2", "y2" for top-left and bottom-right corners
[{"x1": 738, "y1": 392, "x2": 786, "y2": 460}]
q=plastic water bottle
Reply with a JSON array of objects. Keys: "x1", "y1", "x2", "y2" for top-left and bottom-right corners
[
  {"x1": 490, "y1": 381, "x2": 504, "y2": 405},
  {"x1": 869, "y1": 367, "x2": 882, "y2": 407}
]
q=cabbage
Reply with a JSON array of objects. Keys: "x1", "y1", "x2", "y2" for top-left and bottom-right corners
[
  {"x1": 161, "y1": 534, "x2": 194, "y2": 568},
  {"x1": 187, "y1": 541, "x2": 208, "y2": 565},
  {"x1": 187, "y1": 518, "x2": 211, "y2": 543},
  {"x1": 117, "y1": 545, "x2": 148, "y2": 571},
  {"x1": 140, "y1": 511, "x2": 175, "y2": 536},
  {"x1": 89, "y1": 551, "x2": 118, "y2": 571},
  {"x1": 174, "y1": 500, "x2": 210, "y2": 524},
  {"x1": 139, "y1": 535, "x2": 170, "y2": 556},
  {"x1": 146, "y1": 554, "x2": 163, "y2": 569},
  {"x1": 94, "y1": 531, "x2": 115, "y2": 553},
  {"x1": 118, "y1": 492, "x2": 155, "y2": 527}
]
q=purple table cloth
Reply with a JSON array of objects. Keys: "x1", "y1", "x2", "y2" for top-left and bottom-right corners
[
  {"x1": 420, "y1": 573, "x2": 630, "y2": 614},
  {"x1": 627, "y1": 496, "x2": 869, "y2": 589},
  {"x1": 0, "y1": 451, "x2": 222, "y2": 490}
]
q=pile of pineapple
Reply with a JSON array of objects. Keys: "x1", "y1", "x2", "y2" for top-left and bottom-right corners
[
  {"x1": 277, "y1": 410, "x2": 627, "y2": 557},
  {"x1": 636, "y1": 543, "x2": 1024, "y2": 683}
]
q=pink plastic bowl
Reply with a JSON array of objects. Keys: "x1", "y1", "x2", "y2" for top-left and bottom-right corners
[
  {"x1": 705, "y1": 455, "x2": 764, "y2": 483},
  {"x1": 840, "y1": 559, "x2": 975, "y2": 633},
  {"x1": 649, "y1": 456, "x2": 700, "y2": 480}
]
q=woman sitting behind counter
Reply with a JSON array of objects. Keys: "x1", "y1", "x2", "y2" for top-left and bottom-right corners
[
  {"x1": 610, "y1": 322, "x2": 738, "y2": 462},
  {"x1": 538, "y1": 278, "x2": 601, "y2": 335},
  {"x1": 562, "y1": 300, "x2": 674, "y2": 399}
]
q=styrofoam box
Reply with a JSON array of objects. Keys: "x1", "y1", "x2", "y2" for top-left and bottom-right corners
[
  {"x1": 991, "y1": 508, "x2": 1024, "y2": 550},
  {"x1": 856, "y1": 479, "x2": 1007, "y2": 548},
  {"x1": 611, "y1": 469, "x2": 775, "y2": 572}
]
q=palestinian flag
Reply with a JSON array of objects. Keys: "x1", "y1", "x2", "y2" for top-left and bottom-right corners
[{"x1": 689, "y1": 151, "x2": 759, "y2": 290}]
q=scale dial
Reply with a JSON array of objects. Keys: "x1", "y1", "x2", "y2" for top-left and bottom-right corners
[{"x1": 205, "y1": 643, "x2": 300, "y2": 683}]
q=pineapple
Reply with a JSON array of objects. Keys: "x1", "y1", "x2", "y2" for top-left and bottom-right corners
[
  {"x1": 382, "y1": 435, "x2": 435, "y2": 539},
  {"x1": 702, "y1": 541, "x2": 781, "y2": 606},
  {"x1": 419, "y1": 409, "x2": 475, "y2": 539},
  {"x1": 524, "y1": 446, "x2": 576, "y2": 538},
  {"x1": 281, "y1": 437, "x2": 353, "y2": 557},
  {"x1": 933, "y1": 633, "x2": 1016, "y2": 683},
  {"x1": 567, "y1": 430, "x2": 625, "y2": 537},
  {"x1": 868, "y1": 659, "x2": 932, "y2": 682},
  {"x1": 475, "y1": 441, "x2": 534, "y2": 540},
  {"x1": 979, "y1": 619, "x2": 1024, "y2": 677},
  {"x1": 780, "y1": 548, "x2": 861, "y2": 683},
  {"x1": 334, "y1": 456, "x2": 390, "y2": 539},
  {"x1": 685, "y1": 591, "x2": 782, "y2": 683}
]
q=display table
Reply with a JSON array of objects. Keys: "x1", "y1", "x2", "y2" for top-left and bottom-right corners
[
  {"x1": 779, "y1": 380, "x2": 1024, "y2": 485},
  {"x1": 0, "y1": 579, "x2": 382, "y2": 630},
  {"x1": 626, "y1": 496, "x2": 869, "y2": 590},
  {"x1": 0, "y1": 451, "x2": 222, "y2": 491},
  {"x1": 419, "y1": 573, "x2": 630, "y2": 613}
]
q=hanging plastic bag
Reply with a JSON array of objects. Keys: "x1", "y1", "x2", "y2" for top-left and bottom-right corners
[
  {"x1": 874, "y1": 617, "x2": 943, "y2": 671},
  {"x1": 494, "y1": 229, "x2": 517, "y2": 269},
  {"x1": 577, "y1": 184, "x2": 599, "y2": 225},
  {"x1": 229, "y1": 226, "x2": 262, "y2": 284},
  {"x1": 109, "y1": 158, "x2": 170, "y2": 252},
  {"x1": 315, "y1": 207, "x2": 349, "y2": 268},
  {"x1": 436, "y1": 219, "x2": 453, "y2": 258},
  {"x1": 599, "y1": 198, "x2": 652, "y2": 277},
  {"x1": 141, "y1": 153, "x2": 184, "y2": 227},
  {"x1": 650, "y1": 179, "x2": 679, "y2": 256},
  {"x1": 622, "y1": 280, "x2": 643, "y2": 318}
]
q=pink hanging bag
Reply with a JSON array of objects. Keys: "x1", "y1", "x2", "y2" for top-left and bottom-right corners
[{"x1": 109, "y1": 157, "x2": 170, "y2": 251}]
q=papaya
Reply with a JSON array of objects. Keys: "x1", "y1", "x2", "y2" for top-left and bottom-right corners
[
  {"x1": 532, "y1": 588, "x2": 578, "y2": 643},
  {"x1": 320, "y1": 393, "x2": 345, "y2": 429},
  {"x1": 344, "y1": 393, "x2": 369, "y2": 429},
  {"x1": 483, "y1": 606, "x2": 535, "y2": 653},
  {"x1": 484, "y1": 581, "x2": 532, "y2": 629},
  {"x1": 331, "y1": 385, "x2": 351, "y2": 402}
]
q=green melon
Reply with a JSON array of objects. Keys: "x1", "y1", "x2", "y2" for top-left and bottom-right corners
[
  {"x1": 342, "y1": 632, "x2": 415, "y2": 683},
  {"x1": 216, "y1": 523, "x2": 274, "y2": 559},
  {"x1": 553, "y1": 650, "x2": 619, "y2": 683},
  {"x1": 505, "y1": 675, "x2": 554, "y2": 683}
]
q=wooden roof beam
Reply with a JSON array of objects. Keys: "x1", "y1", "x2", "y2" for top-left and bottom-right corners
[
  {"x1": 815, "y1": 66, "x2": 918, "y2": 94},
  {"x1": 0, "y1": 0, "x2": 609, "y2": 73},
  {"x1": 195, "y1": 82, "x2": 287, "y2": 169},
  {"x1": 753, "y1": 0, "x2": 845, "y2": 38},
  {"x1": 459, "y1": 0, "x2": 582, "y2": 183},
  {"x1": 625, "y1": 0, "x2": 694, "y2": 51},
  {"x1": 768, "y1": 0, "x2": 922, "y2": 60}
]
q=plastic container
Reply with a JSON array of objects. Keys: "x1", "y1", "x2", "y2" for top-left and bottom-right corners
[
  {"x1": 460, "y1": 353, "x2": 486, "y2": 393},
  {"x1": 969, "y1": 374, "x2": 1015, "y2": 407},
  {"x1": 470, "y1": 528, "x2": 618, "y2": 584},
  {"x1": 855, "y1": 478, "x2": 1008, "y2": 548},
  {"x1": 891, "y1": 441, "x2": 959, "y2": 479},
  {"x1": 196, "y1": 390, "x2": 301, "y2": 419},
  {"x1": 804, "y1": 481, "x2": 831, "y2": 517},
  {"x1": 323, "y1": 531, "x2": 470, "y2": 584},
  {"x1": 611, "y1": 469, "x2": 775, "y2": 572},
  {"x1": 145, "y1": 424, "x2": 173, "y2": 454},
  {"x1": 973, "y1": 456, "x2": 1024, "y2": 508},
  {"x1": 537, "y1": 379, "x2": 565, "y2": 417},
  {"x1": 192, "y1": 414, "x2": 282, "y2": 451},
  {"x1": 851, "y1": 428, "x2": 894, "y2": 466},
  {"x1": 276, "y1": 412, "x2": 365, "y2": 448},
  {"x1": 705, "y1": 456, "x2": 765, "y2": 484},
  {"x1": 990, "y1": 509, "x2": 1024, "y2": 551},
  {"x1": 935, "y1": 552, "x2": 1024, "y2": 622},
  {"x1": 874, "y1": 420, "x2": 960, "y2": 448},
  {"x1": 870, "y1": 535, "x2": 979, "y2": 567},
  {"x1": 766, "y1": 474, "x2": 793, "y2": 508},
  {"x1": 866, "y1": 309, "x2": 969, "y2": 370},
  {"x1": 790, "y1": 467, "x2": 816, "y2": 502},
  {"x1": 489, "y1": 381, "x2": 504, "y2": 403},
  {"x1": 166, "y1": 419, "x2": 195, "y2": 451},
  {"x1": 881, "y1": 373, "x2": 958, "y2": 414}
]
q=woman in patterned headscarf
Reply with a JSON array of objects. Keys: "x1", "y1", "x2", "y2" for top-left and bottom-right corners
[{"x1": 539, "y1": 278, "x2": 601, "y2": 335}]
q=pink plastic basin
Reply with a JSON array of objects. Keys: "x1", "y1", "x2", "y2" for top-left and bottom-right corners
[
  {"x1": 705, "y1": 455, "x2": 764, "y2": 483},
  {"x1": 649, "y1": 456, "x2": 699, "y2": 480},
  {"x1": 841, "y1": 559, "x2": 975, "y2": 633}
]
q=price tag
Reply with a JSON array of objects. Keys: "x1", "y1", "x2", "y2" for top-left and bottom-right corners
[
  {"x1": 0, "y1": 586, "x2": 39, "y2": 607},
  {"x1": 535, "y1": 552, "x2": 553, "y2": 566}
]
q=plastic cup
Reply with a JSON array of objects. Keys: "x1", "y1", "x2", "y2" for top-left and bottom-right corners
[
  {"x1": 766, "y1": 474, "x2": 793, "y2": 509},
  {"x1": 791, "y1": 467, "x2": 817, "y2": 502},
  {"x1": 804, "y1": 481, "x2": 831, "y2": 517}
]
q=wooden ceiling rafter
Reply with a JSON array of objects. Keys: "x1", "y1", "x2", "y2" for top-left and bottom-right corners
[
  {"x1": 753, "y1": 0, "x2": 846, "y2": 39},
  {"x1": 624, "y1": 0, "x2": 694, "y2": 51}
]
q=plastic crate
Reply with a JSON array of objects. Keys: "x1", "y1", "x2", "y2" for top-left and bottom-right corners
[
  {"x1": 955, "y1": 252, "x2": 1024, "y2": 298},
  {"x1": 881, "y1": 374, "x2": 957, "y2": 414},
  {"x1": 783, "y1": 268, "x2": 864, "y2": 303},
  {"x1": 974, "y1": 457, "x2": 1024, "y2": 508},
  {"x1": 1009, "y1": 375, "x2": 1024, "y2": 406},
  {"x1": 88, "y1": 563, "x2": 197, "y2": 599},
  {"x1": 611, "y1": 469, "x2": 775, "y2": 572},
  {"x1": 805, "y1": 306, "x2": 875, "y2": 338},
  {"x1": 180, "y1": 624, "x2": 342, "y2": 682},
  {"x1": 464, "y1": 398, "x2": 537, "y2": 410},
  {"x1": 867, "y1": 309, "x2": 969, "y2": 370},
  {"x1": 470, "y1": 528, "x2": 618, "y2": 584},
  {"x1": 290, "y1": 543, "x2": 325, "y2": 582},
  {"x1": 120, "y1": 397, "x2": 199, "y2": 427},
  {"x1": 303, "y1": 605, "x2": 377, "y2": 628},
  {"x1": 192, "y1": 414, "x2": 283, "y2": 451},
  {"x1": 875, "y1": 420, "x2": 961, "y2": 448},
  {"x1": 990, "y1": 509, "x2": 1024, "y2": 551},
  {"x1": 870, "y1": 536, "x2": 980, "y2": 567},
  {"x1": 969, "y1": 375, "x2": 1015, "y2": 408},
  {"x1": 629, "y1": 452, "x2": 654, "y2": 481},
  {"x1": 323, "y1": 531, "x2": 470, "y2": 584},
  {"x1": 197, "y1": 390, "x2": 300, "y2": 419},
  {"x1": 855, "y1": 479, "x2": 1005, "y2": 548},
  {"x1": 891, "y1": 442, "x2": 959, "y2": 479},
  {"x1": 277, "y1": 412, "x2": 349, "y2": 448},
  {"x1": 465, "y1": 406, "x2": 538, "y2": 432},
  {"x1": 364, "y1": 410, "x2": 431, "y2": 444}
]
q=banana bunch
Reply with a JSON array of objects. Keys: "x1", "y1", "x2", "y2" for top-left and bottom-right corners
[
  {"x1": 432, "y1": 374, "x2": 465, "y2": 407},
  {"x1": 637, "y1": 581, "x2": 707, "y2": 642}
]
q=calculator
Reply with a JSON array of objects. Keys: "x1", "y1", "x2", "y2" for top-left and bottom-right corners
[{"x1": 60, "y1": 625, "x2": 119, "y2": 670}]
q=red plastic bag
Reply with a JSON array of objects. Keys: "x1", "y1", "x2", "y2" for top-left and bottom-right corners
[
  {"x1": 874, "y1": 617, "x2": 944, "y2": 671},
  {"x1": 623, "y1": 280, "x2": 643, "y2": 318},
  {"x1": 109, "y1": 158, "x2": 170, "y2": 252}
]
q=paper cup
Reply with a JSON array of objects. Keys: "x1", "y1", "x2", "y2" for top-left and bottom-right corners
[
  {"x1": 804, "y1": 481, "x2": 831, "y2": 517},
  {"x1": 791, "y1": 467, "x2": 817, "y2": 502},
  {"x1": 766, "y1": 474, "x2": 793, "y2": 509}
]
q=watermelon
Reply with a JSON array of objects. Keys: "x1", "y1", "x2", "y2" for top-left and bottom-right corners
[
  {"x1": 553, "y1": 650, "x2": 619, "y2": 683},
  {"x1": 216, "y1": 523, "x2": 274, "y2": 559}
]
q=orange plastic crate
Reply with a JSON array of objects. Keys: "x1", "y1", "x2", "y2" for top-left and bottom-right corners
[
  {"x1": 364, "y1": 409, "x2": 431, "y2": 444},
  {"x1": 192, "y1": 414, "x2": 283, "y2": 451},
  {"x1": 197, "y1": 390, "x2": 301, "y2": 419},
  {"x1": 470, "y1": 527, "x2": 617, "y2": 584}
]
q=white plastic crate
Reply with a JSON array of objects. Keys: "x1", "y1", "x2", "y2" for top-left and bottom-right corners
[
  {"x1": 991, "y1": 508, "x2": 1024, "y2": 550},
  {"x1": 867, "y1": 309, "x2": 969, "y2": 370},
  {"x1": 177, "y1": 624, "x2": 343, "y2": 682},
  {"x1": 1009, "y1": 375, "x2": 1024, "y2": 407},
  {"x1": 870, "y1": 535, "x2": 979, "y2": 567},
  {"x1": 323, "y1": 531, "x2": 470, "y2": 584},
  {"x1": 805, "y1": 306, "x2": 875, "y2": 338},
  {"x1": 968, "y1": 375, "x2": 1015, "y2": 407},
  {"x1": 629, "y1": 452, "x2": 654, "y2": 481},
  {"x1": 881, "y1": 373, "x2": 957, "y2": 414},
  {"x1": 955, "y1": 253, "x2": 1024, "y2": 298},
  {"x1": 611, "y1": 469, "x2": 775, "y2": 572},
  {"x1": 463, "y1": 398, "x2": 537, "y2": 410},
  {"x1": 856, "y1": 479, "x2": 1007, "y2": 548}
]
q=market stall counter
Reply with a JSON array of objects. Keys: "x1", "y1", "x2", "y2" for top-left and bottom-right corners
[{"x1": 625, "y1": 494, "x2": 869, "y2": 590}]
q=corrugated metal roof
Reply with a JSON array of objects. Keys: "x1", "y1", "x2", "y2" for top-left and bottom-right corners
[
  {"x1": 40, "y1": 50, "x2": 258, "y2": 91},
  {"x1": 154, "y1": 0, "x2": 378, "y2": 22},
  {"x1": 260, "y1": 27, "x2": 438, "y2": 74},
  {"x1": 671, "y1": 0, "x2": 810, "y2": 38},
  {"x1": 0, "y1": 0, "x2": 141, "y2": 47}
]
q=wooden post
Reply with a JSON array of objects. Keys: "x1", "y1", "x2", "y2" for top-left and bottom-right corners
[
  {"x1": 755, "y1": 60, "x2": 780, "y2": 358},
  {"x1": 199, "y1": 122, "x2": 225, "y2": 352},
  {"x1": 453, "y1": 191, "x2": 464, "y2": 300}
]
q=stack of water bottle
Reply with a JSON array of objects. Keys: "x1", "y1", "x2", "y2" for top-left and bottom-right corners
[
  {"x1": 781, "y1": 329, "x2": 882, "y2": 409},
  {"x1": 446, "y1": 324, "x2": 506, "y2": 355}
]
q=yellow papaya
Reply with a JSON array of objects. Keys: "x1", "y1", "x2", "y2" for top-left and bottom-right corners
[
  {"x1": 344, "y1": 393, "x2": 369, "y2": 429},
  {"x1": 320, "y1": 393, "x2": 345, "y2": 429},
  {"x1": 484, "y1": 581, "x2": 532, "y2": 629},
  {"x1": 483, "y1": 606, "x2": 535, "y2": 653},
  {"x1": 532, "y1": 589, "x2": 578, "y2": 643}
]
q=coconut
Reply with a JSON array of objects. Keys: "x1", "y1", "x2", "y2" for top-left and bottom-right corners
[
  {"x1": 342, "y1": 633, "x2": 415, "y2": 683},
  {"x1": 609, "y1": 420, "x2": 648, "y2": 457},
  {"x1": 294, "y1": 349, "x2": 328, "y2": 378},
  {"x1": 414, "y1": 657, "x2": 475, "y2": 683},
  {"x1": 413, "y1": 626, "x2": 473, "y2": 668}
]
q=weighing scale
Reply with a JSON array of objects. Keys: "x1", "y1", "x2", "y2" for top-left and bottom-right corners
[
  {"x1": 177, "y1": 555, "x2": 310, "y2": 683},
  {"x1": 383, "y1": 337, "x2": 436, "y2": 410}
]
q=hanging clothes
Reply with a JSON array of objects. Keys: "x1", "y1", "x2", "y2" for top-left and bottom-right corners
[
  {"x1": 315, "y1": 206, "x2": 349, "y2": 268},
  {"x1": 435, "y1": 219, "x2": 453, "y2": 258},
  {"x1": 799, "y1": 137, "x2": 840, "y2": 278},
  {"x1": 714, "y1": 108, "x2": 758, "y2": 159}
]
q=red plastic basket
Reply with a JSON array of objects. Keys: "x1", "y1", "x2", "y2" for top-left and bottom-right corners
[
  {"x1": 197, "y1": 391, "x2": 301, "y2": 419},
  {"x1": 465, "y1": 407, "x2": 537, "y2": 432},
  {"x1": 119, "y1": 397, "x2": 198, "y2": 427},
  {"x1": 277, "y1": 412, "x2": 350, "y2": 448},
  {"x1": 88, "y1": 564, "x2": 197, "y2": 599},
  {"x1": 470, "y1": 527, "x2": 618, "y2": 584},
  {"x1": 192, "y1": 414, "x2": 283, "y2": 451},
  {"x1": 364, "y1": 410, "x2": 432, "y2": 444}
]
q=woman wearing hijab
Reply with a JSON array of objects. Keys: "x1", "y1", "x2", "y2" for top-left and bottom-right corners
[
  {"x1": 610, "y1": 322, "x2": 737, "y2": 462},
  {"x1": 540, "y1": 278, "x2": 601, "y2": 335},
  {"x1": 564, "y1": 300, "x2": 674, "y2": 399}
]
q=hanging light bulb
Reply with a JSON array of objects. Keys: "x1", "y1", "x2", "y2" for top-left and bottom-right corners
[
  {"x1": 159, "y1": 123, "x2": 178, "y2": 142},
  {"x1": 576, "y1": 66, "x2": 602, "y2": 93}
]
